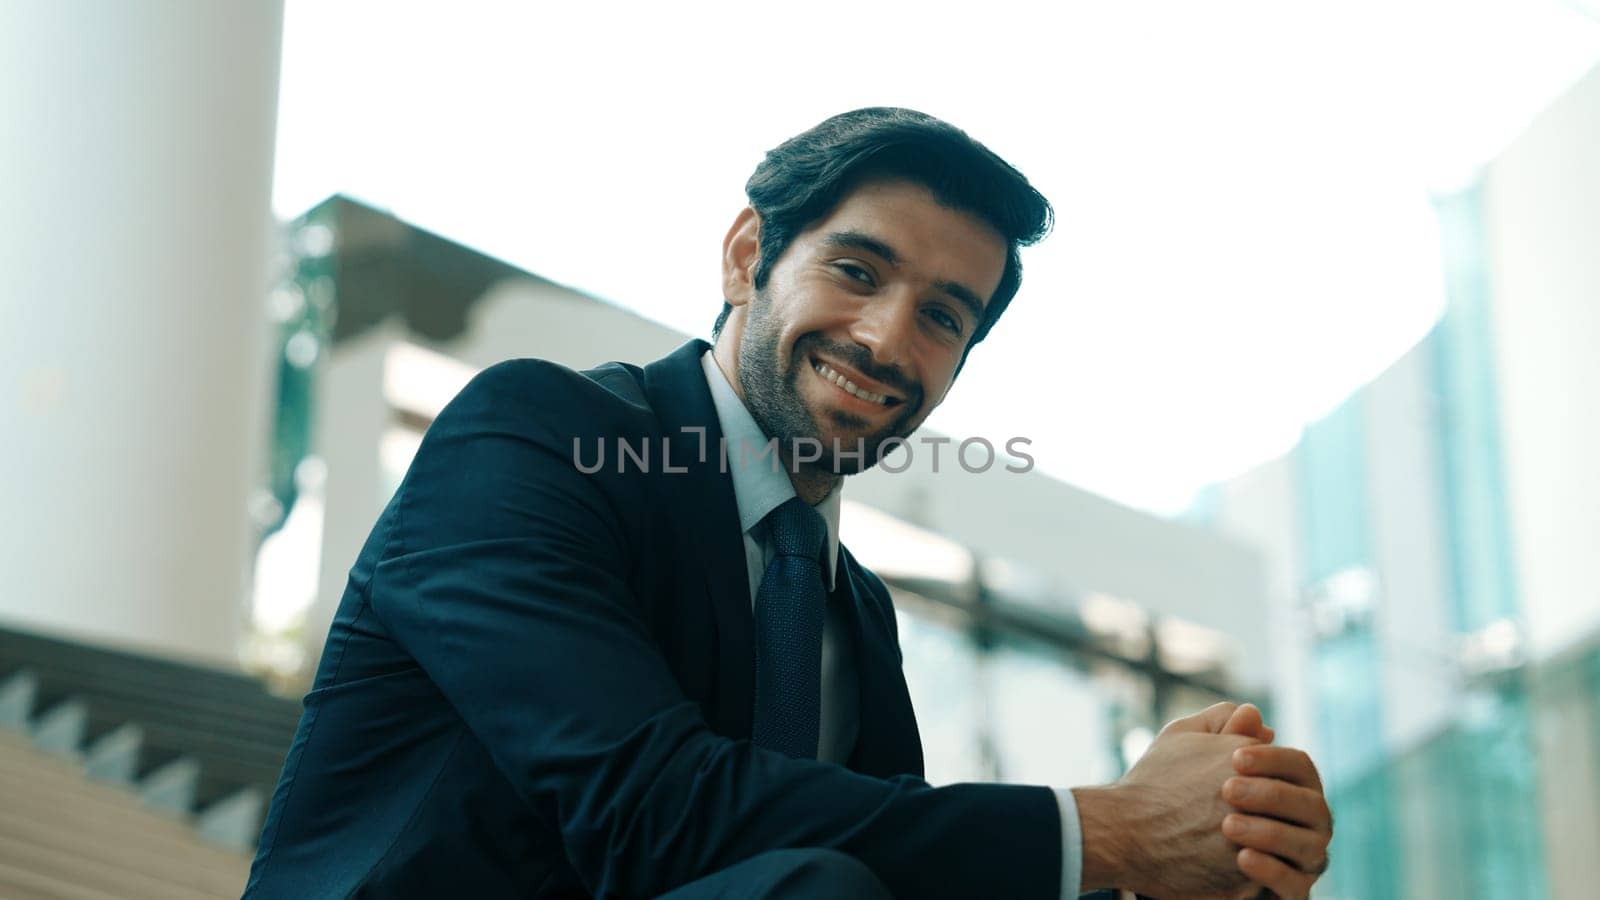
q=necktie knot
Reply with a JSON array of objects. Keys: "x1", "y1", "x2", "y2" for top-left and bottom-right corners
[{"x1": 765, "y1": 496, "x2": 828, "y2": 564}]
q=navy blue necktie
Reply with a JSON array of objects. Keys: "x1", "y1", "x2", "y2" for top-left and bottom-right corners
[{"x1": 751, "y1": 497, "x2": 829, "y2": 759}]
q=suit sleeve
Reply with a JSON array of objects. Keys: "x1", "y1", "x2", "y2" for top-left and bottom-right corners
[{"x1": 367, "y1": 360, "x2": 1062, "y2": 899}]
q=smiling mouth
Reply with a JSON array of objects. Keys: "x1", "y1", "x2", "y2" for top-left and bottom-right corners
[{"x1": 810, "y1": 356, "x2": 903, "y2": 408}]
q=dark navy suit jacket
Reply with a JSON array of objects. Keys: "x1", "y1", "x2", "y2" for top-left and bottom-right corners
[{"x1": 243, "y1": 339, "x2": 1060, "y2": 899}]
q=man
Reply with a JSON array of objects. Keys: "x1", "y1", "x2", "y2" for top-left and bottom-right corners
[{"x1": 245, "y1": 108, "x2": 1332, "y2": 899}]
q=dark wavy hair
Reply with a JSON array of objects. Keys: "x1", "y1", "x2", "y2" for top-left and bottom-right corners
[{"x1": 713, "y1": 107, "x2": 1052, "y2": 364}]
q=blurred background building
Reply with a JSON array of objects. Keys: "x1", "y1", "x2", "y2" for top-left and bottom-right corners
[
  {"x1": 2, "y1": 1, "x2": 1598, "y2": 897},
  {"x1": 1199, "y1": 60, "x2": 1600, "y2": 898}
]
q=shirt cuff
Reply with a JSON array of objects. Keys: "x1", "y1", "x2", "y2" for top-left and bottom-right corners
[{"x1": 1053, "y1": 787, "x2": 1083, "y2": 899}]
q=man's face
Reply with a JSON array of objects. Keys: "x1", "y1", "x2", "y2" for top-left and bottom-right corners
[{"x1": 729, "y1": 178, "x2": 1007, "y2": 475}]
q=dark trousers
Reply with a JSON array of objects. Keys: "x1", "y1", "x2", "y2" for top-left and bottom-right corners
[{"x1": 656, "y1": 849, "x2": 893, "y2": 900}]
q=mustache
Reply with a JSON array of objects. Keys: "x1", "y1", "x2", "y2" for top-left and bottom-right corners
[{"x1": 799, "y1": 337, "x2": 922, "y2": 405}]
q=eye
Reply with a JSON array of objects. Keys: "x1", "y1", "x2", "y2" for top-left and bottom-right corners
[
  {"x1": 925, "y1": 306, "x2": 962, "y2": 334},
  {"x1": 834, "y1": 261, "x2": 875, "y2": 286}
]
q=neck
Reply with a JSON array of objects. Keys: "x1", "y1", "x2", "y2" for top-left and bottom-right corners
[
  {"x1": 788, "y1": 466, "x2": 840, "y2": 506},
  {"x1": 713, "y1": 334, "x2": 841, "y2": 505},
  {"x1": 711, "y1": 335, "x2": 741, "y2": 395}
]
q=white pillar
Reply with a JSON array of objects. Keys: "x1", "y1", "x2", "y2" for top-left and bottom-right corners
[
  {"x1": 0, "y1": 0, "x2": 285, "y2": 666},
  {"x1": 305, "y1": 324, "x2": 396, "y2": 662}
]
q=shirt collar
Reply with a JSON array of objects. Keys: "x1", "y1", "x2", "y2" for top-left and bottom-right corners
[{"x1": 700, "y1": 349, "x2": 842, "y2": 589}]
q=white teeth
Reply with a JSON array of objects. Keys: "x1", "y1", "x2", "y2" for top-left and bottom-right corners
[{"x1": 813, "y1": 361, "x2": 892, "y2": 405}]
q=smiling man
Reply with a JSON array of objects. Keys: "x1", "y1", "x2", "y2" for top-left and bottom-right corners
[
  {"x1": 245, "y1": 108, "x2": 1332, "y2": 900},
  {"x1": 717, "y1": 178, "x2": 996, "y2": 501}
]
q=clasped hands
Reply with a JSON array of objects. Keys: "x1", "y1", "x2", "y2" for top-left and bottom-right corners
[{"x1": 1078, "y1": 701, "x2": 1333, "y2": 900}]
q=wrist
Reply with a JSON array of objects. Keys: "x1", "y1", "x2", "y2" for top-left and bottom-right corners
[{"x1": 1071, "y1": 784, "x2": 1147, "y2": 893}]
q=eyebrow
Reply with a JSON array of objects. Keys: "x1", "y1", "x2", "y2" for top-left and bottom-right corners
[{"x1": 821, "y1": 229, "x2": 988, "y2": 327}]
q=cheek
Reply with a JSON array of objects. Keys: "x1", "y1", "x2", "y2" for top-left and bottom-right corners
[
  {"x1": 764, "y1": 265, "x2": 810, "y2": 308},
  {"x1": 923, "y1": 363, "x2": 960, "y2": 407},
  {"x1": 758, "y1": 280, "x2": 812, "y2": 339},
  {"x1": 786, "y1": 272, "x2": 858, "y2": 319}
]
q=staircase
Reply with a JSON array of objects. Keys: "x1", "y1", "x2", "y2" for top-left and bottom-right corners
[
  {"x1": 0, "y1": 730, "x2": 251, "y2": 899},
  {"x1": 0, "y1": 625, "x2": 305, "y2": 899}
]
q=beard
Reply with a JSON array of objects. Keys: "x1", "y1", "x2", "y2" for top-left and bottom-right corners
[{"x1": 735, "y1": 288, "x2": 922, "y2": 476}]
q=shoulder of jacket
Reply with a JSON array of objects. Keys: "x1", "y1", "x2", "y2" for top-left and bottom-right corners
[{"x1": 450, "y1": 357, "x2": 654, "y2": 426}]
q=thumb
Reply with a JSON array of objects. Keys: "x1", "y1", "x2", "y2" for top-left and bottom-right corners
[
  {"x1": 1219, "y1": 702, "x2": 1273, "y2": 743},
  {"x1": 1163, "y1": 701, "x2": 1239, "y2": 735}
]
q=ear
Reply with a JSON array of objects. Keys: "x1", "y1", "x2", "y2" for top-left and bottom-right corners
[{"x1": 721, "y1": 206, "x2": 761, "y2": 308}]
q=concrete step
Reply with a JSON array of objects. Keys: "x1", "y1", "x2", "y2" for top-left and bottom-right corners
[
  {"x1": 83, "y1": 721, "x2": 143, "y2": 786},
  {"x1": 0, "y1": 669, "x2": 39, "y2": 730},
  {"x1": 0, "y1": 735, "x2": 249, "y2": 898},
  {"x1": 31, "y1": 696, "x2": 88, "y2": 759},
  {"x1": 139, "y1": 755, "x2": 201, "y2": 817},
  {"x1": 194, "y1": 785, "x2": 266, "y2": 853}
]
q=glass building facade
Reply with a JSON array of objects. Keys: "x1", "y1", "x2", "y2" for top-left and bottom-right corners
[{"x1": 1285, "y1": 183, "x2": 1555, "y2": 898}]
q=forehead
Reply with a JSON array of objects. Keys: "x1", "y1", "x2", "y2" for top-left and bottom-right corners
[{"x1": 797, "y1": 178, "x2": 1008, "y2": 302}]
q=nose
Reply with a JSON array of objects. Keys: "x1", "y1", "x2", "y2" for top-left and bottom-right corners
[{"x1": 846, "y1": 290, "x2": 917, "y2": 374}]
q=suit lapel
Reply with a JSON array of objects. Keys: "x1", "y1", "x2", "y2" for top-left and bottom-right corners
[
  {"x1": 639, "y1": 340, "x2": 756, "y2": 739},
  {"x1": 838, "y1": 550, "x2": 926, "y2": 780}
]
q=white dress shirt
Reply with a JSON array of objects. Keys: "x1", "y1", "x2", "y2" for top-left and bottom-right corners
[{"x1": 699, "y1": 350, "x2": 1085, "y2": 898}]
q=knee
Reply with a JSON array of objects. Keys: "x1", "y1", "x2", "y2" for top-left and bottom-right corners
[{"x1": 771, "y1": 848, "x2": 889, "y2": 899}]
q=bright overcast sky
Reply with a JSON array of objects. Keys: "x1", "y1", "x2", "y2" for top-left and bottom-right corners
[{"x1": 272, "y1": 0, "x2": 1600, "y2": 517}]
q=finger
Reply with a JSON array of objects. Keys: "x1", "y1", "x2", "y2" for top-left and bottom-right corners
[
  {"x1": 1164, "y1": 701, "x2": 1239, "y2": 734},
  {"x1": 1224, "y1": 814, "x2": 1330, "y2": 874},
  {"x1": 1232, "y1": 746, "x2": 1323, "y2": 791},
  {"x1": 1219, "y1": 703, "x2": 1260, "y2": 735},
  {"x1": 1237, "y1": 847, "x2": 1314, "y2": 900},
  {"x1": 1220, "y1": 703, "x2": 1273, "y2": 743},
  {"x1": 1224, "y1": 777, "x2": 1331, "y2": 830}
]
